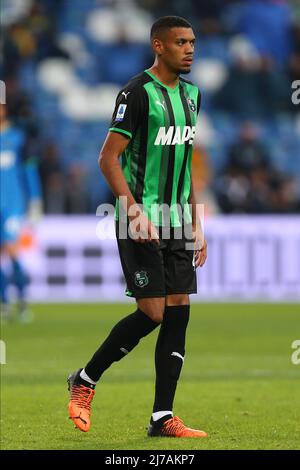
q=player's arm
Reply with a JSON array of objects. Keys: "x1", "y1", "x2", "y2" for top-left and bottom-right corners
[
  {"x1": 190, "y1": 88, "x2": 206, "y2": 267},
  {"x1": 99, "y1": 132, "x2": 159, "y2": 244},
  {"x1": 189, "y1": 174, "x2": 207, "y2": 267},
  {"x1": 99, "y1": 131, "x2": 138, "y2": 213},
  {"x1": 100, "y1": 86, "x2": 159, "y2": 244}
]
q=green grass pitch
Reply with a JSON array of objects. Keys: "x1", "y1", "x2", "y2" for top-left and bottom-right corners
[{"x1": 1, "y1": 303, "x2": 299, "y2": 450}]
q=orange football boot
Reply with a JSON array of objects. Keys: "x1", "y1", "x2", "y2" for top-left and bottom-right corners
[
  {"x1": 67, "y1": 369, "x2": 95, "y2": 432},
  {"x1": 148, "y1": 416, "x2": 207, "y2": 438}
]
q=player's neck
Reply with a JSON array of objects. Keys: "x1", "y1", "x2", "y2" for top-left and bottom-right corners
[{"x1": 148, "y1": 63, "x2": 179, "y2": 89}]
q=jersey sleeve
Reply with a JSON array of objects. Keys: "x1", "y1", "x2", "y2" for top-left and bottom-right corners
[{"x1": 109, "y1": 86, "x2": 145, "y2": 140}]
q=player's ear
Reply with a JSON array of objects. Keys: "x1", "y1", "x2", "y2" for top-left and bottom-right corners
[{"x1": 152, "y1": 38, "x2": 164, "y2": 56}]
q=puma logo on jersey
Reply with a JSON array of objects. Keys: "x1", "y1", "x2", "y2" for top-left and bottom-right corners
[
  {"x1": 154, "y1": 126, "x2": 196, "y2": 146},
  {"x1": 156, "y1": 100, "x2": 166, "y2": 111}
]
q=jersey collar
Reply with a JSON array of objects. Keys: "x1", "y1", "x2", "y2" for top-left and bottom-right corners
[{"x1": 144, "y1": 70, "x2": 180, "y2": 92}]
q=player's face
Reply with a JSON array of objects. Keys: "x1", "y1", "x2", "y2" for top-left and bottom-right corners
[{"x1": 157, "y1": 27, "x2": 196, "y2": 75}]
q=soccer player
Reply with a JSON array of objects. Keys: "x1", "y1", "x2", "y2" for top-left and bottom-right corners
[
  {"x1": 68, "y1": 16, "x2": 208, "y2": 438},
  {"x1": 0, "y1": 102, "x2": 42, "y2": 322}
]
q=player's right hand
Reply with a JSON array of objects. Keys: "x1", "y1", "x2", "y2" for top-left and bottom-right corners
[{"x1": 128, "y1": 209, "x2": 160, "y2": 245}]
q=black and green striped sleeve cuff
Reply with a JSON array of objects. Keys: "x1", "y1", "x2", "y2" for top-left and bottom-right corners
[{"x1": 109, "y1": 127, "x2": 132, "y2": 139}]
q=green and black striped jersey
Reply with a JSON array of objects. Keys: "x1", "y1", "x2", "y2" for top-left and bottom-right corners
[{"x1": 109, "y1": 69, "x2": 201, "y2": 227}]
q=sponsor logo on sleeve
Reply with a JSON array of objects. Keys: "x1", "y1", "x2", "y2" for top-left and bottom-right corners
[{"x1": 116, "y1": 104, "x2": 127, "y2": 122}]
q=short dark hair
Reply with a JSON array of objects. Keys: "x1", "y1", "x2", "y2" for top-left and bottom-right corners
[{"x1": 150, "y1": 16, "x2": 192, "y2": 40}]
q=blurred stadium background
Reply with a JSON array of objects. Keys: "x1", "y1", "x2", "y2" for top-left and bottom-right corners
[
  {"x1": 1, "y1": 0, "x2": 300, "y2": 451},
  {"x1": 1, "y1": 0, "x2": 300, "y2": 302}
]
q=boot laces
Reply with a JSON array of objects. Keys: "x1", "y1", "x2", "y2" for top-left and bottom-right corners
[
  {"x1": 70, "y1": 384, "x2": 95, "y2": 412},
  {"x1": 162, "y1": 416, "x2": 186, "y2": 435}
]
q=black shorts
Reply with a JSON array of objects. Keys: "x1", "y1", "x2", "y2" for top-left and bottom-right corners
[{"x1": 116, "y1": 224, "x2": 197, "y2": 299}]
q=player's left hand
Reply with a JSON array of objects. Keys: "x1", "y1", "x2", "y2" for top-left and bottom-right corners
[{"x1": 192, "y1": 228, "x2": 207, "y2": 268}]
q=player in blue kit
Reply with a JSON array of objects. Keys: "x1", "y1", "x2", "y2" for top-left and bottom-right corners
[{"x1": 0, "y1": 102, "x2": 42, "y2": 322}]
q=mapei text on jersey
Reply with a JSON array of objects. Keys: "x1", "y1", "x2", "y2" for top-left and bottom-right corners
[{"x1": 154, "y1": 125, "x2": 196, "y2": 146}]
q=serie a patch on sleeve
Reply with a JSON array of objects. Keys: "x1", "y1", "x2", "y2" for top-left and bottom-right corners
[{"x1": 116, "y1": 104, "x2": 127, "y2": 122}]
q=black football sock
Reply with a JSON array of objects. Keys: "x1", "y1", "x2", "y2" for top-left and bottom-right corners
[
  {"x1": 152, "y1": 305, "x2": 190, "y2": 413},
  {"x1": 85, "y1": 308, "x2": 159, "y2": 382}
]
